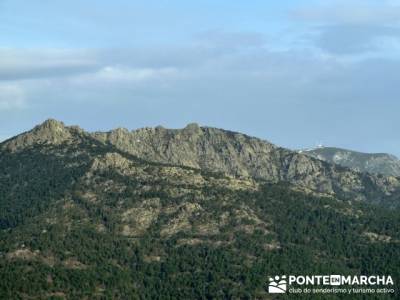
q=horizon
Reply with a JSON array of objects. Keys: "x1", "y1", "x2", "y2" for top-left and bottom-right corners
[
  {"x1": 2, "y1": 117, "x2": 398, "y2": 158},
  {"x1": 1, "y1": 0, "x2": 400, "y2": 156}
]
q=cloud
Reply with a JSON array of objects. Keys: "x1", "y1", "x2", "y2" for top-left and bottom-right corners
[
  {"x1": 0, "y1": 84, "x2": 26, "y2": 110},
  {"x1": 293, "y1": 1, "x2": 400, "y2": 26},
  {"x1": 81, "y1": 66, "x2": 178, "y2": 83},
  {"x1": 1, "y1": 37, "x2": 397, "y2": 108},
  {"x1": 314, "y1": 25, "x2": 400, "y2": 55},
  {"x1": 291, "y1": 1, "x2": 400, "y2": 55},
  {"x1": 0, "y1": 27, "x2": 398, "y2": 109},
  {"x1": 0, "y1": 49, "x2": 98, "y2": 81},
  {"x1": 195, "y1": 30, "x2": 267, "y2": 50}
]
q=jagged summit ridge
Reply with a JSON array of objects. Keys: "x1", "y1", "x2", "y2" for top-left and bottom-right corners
[
  {"x1": 2, "y1": 119, "x2": 400, "y2": 207},
  {"x1": 92, "y1": 123, "x2": 279, "y2": 174},
  {"x1": 89, "y1": 121, "x2": 400, "y2": 206},
  {"x1": 36, "y1": 118, "x2": 65, "y2": 129}
]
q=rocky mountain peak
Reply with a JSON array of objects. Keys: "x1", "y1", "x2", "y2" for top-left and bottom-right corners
[
  {"x1": 183, "y1": 123, "x2": 202, "y2": 134},
  {"x1": 1, "y1": 119, "x2": 81, "y2": 152},
  {"x1": 32, "y1": 118, "x2": 68, "y2": 136},
  {"x1": 37, "y1": 118, "x2": 65, "y2": 129},
  {"x1": 108, "y1": 127, "x2": 130, "y2": 138}
]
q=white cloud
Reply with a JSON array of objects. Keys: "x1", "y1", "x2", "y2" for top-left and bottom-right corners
[
  {"x1": 93, "y1": 66, "x2": 178, "y2": 82},
  {"x1": 69, "y1": 66, "x2": 180, "y2": 88}
]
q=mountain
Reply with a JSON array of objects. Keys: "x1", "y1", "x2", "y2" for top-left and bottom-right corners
[
  {"x1": 0, "y1": 120, "x2": 399, "y2": 299},
  {"x1": 7, "y1": 120, "x2": 399, "y2": 206},
  {"x1": 303, "y1": 147, "x2": 400, "y2": 177}
]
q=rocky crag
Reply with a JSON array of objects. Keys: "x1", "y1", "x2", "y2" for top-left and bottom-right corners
[{"x1": 304, "y1": 147, "x2": 400, "y2": 177}]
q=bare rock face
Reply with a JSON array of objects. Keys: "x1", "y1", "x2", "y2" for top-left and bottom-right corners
[
  {"x1": 304, "y1": 147, "x2": 400, "y2": 177},
  {"x1": 92, "y1": 126, "x2": 281, "y2": 179},
  {"x1": 91, "y1": 124, "x2": 400, "y2": 205},
  {"x1": 2, "y1": 119, "x2": 83, "y2": 152}
]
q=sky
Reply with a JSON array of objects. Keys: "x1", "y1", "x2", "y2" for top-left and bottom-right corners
[{"x1": 1, "y1": 0, "x2": 400, "y2": 156}]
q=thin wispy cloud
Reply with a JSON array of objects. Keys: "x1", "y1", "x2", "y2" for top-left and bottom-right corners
[
  {"x1": 292, "y1": 0, "x2": 400, "y2": 56},
  {"x1": 0, "y1": 49, "x2": 98, "y2": 80},
  {"x1": 195, "y1": 30, "x2": 267, "y2": 50},
  {"x1": 293, "y1": 0, "x2": 400, "y2": 26},
  {"x1": 70, "y1": 66, "x2": 180, "y2": 88}
]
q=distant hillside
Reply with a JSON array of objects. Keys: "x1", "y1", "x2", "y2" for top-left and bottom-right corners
[{"x1": 304, "y1": 147, "x2": 400, "y2": 177}]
